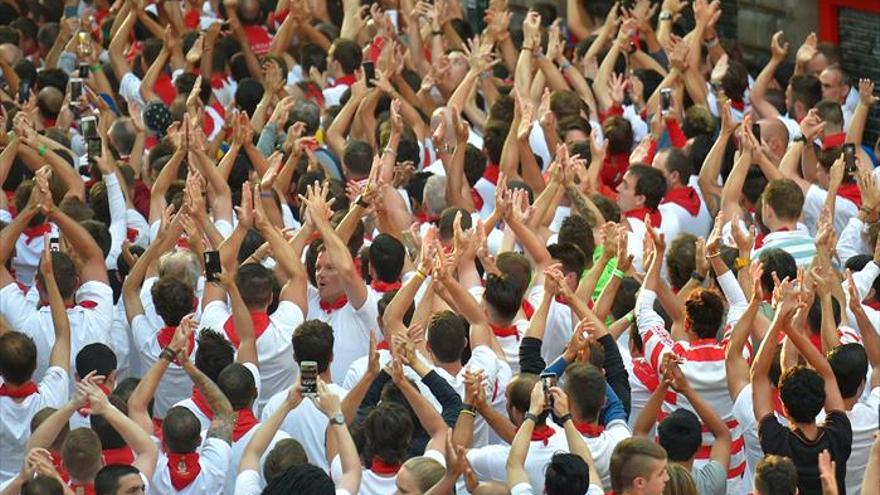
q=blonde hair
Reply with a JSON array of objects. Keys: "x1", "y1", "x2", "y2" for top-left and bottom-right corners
[
  {"x1": 401, "y1": 456, "x2": 445, "y2": 493},
  {"x1": 663, "y1": 464, "x2": 697, "y2": 495}
]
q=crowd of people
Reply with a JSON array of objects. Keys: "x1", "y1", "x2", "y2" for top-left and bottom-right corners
[{"x1": 0, "y1": 0, "x2": 879, "y2": 494}]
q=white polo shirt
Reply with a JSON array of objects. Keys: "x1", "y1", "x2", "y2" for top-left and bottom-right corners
[
  {"x1": 817, "y1": 386, "x2": 880, "y2": 495},
  {"x1": 260, "y1": 382, "x2": 349, "y2": 472},
  {"x1": 200, "y1": 300, "x2": 303, "y2": 409},
  {"x1": 329, "y1": 449, "x2": 445, "y2": 495},
  {"x1": 583, "y1": 420, "x2": 633, "y2": 491},
  {"x1": 306, "y1": 286, "x2": 380, "y2": 382},
  {"x1": 224, "y1": 422, "x2": 290, "y2": 495},
  {"x1": 657, "y1": 177, "x2": 712, "y2": 239},
  {"x1": 150, "y1": 437, "x2": 230, "y2": 495},
  {"x1": 175, "y1": 362, "x2": 263, "y2": 432},
  {"x1": 0, "y1": 280, "x2": 114, "y2": 382},
  {"x1": 467, "y1": 426, "x2": 570, "y2": 493},
  {"x1": 802, "y1": 184, "x2": 859, "y2": 236},
  {"x1": 0, "y1": 367, "x2": 68, "y2": 485},
  {"x1": 131, "y1": 314, "x2": 196, "y2": 418}
]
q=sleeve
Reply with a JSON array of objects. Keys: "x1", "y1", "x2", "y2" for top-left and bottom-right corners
[
  {"x1": 126, "y1": 209, "x2": 151, "y2": 248},
  {"x1": 37, "y1": 366, "x2": 70, "y2": 408},
  {"x1": 232, "y1": 470, "x2": 263, "y2": 495},
  {"x1": 510, "y1": 482, "x2": 536, "y2": 495},
  {"x1": 243, "y1": 362, "x2": 263, "y2": 398},
  {"x1": 598, "y1": 334, "x2": 630, "y2": 417},
  {"x1": 421, "y1": 370, "x2": 463, "y2": 428},
  {"x1": 634, "y1": 288, "x2": 673, "y2": 370},
  {"x1": 543, "y1": 355, "x2": 569, "y2": 376},
  {"x1": 119, "y1": 72, "x2": 146, "y2": 108},
  {"x1": 801, "y1": 185, "x2": 826, "y2": 232},
  {"x1": 698, "y1": 461, "x2": 729, "y2": 495},
  {"x1": 199, "y1": 437, "x2": 232, "y2": 486},
  {"x1": 849, "y1": 260, "x2": 880, "y2": 303},
  {"x1": 103, "y1": 172, "x2": 128, "y2": 269},
  {"x1": 0, "y1": 283, "x2": 40, "y2": 333},
  {"x1": 131, "y1": 315, "x2": 160, "y2": 360},
  {"x1": 76, "y1": 281, "x2": 114, "y2": 322},
  {"x1": 822, "y1": 410, "x2": 853, "y2": 450},
  {"x1": 757, "y1": 413, "x2": 788, "y2": 455},
  {"x1": 600, "y1": 381, "x2": 628, "y2": 425},
  {"x1": 836, "y1": 216, "x2": 870, "y2": 262},
  {"x1": 271, "y1": 301, "x2": 304, "y2": 331},
  {"x1": 518, "y1": 336, "x2": 547, "y2": 375},
  {"x1": 200, "y1": 300, "x2": 232, "y2": 331},
  {"x1": 465, "y1": 445, "x2": 509, "y2": 482},
  {"x1": 256, "y1": 123, "x2": 278, "y2": 156},
  {"x1": 355, "y1": 371, "x2": 391, "y2": 426}
]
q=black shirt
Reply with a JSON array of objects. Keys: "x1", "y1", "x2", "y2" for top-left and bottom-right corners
[{"x1": 758, "y1": 410, "x2": 852, "y2": 495}]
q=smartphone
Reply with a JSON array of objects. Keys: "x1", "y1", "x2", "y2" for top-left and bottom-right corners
[
  {"x1": 301, "y1": 361, "x2": 318, "y2": 395},
  {"x1": 87, "y1": 136, "x2": 101, "y2": 161},
  {"x1": 363, "y1": 61, "x2": 375, "y2": 88},
  {"x1": 78, "y1": 63, "x2": 89, "y2": 79},
  {"x1": 752, "y1": 122, "x2": 761, "y2": 142},
  {"x1": 18, "y1": 79, "x2": 31, "y2": 104},
  {"x1": 49, "y1": 237, "x2": 60, "y2": 252},
  {"x1": 81, "y1": 116, "x2": 97, "y2": 139},
  {"x1": 844, "y1": 143, "x2": 856, "y2": 177},
  {"x1": 70, "y1": 78, "x2": 83, "y2": 101},
  {"x1": 77, "y1": 32, "x2": 91, "y2": 55},
  {"x1": 540, "y1": 372, "x2": 557, "y2": 409},
  {"x1": 204, "y1": 250, "x2": 221, "y2": 282},
  {"x1": 660, "y1": 88, "x2": 672, "y2": 114}
]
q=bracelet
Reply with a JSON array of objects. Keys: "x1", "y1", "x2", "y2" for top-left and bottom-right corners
[
  {"x1": 383, "y1": 147, "x2": 396, "y2": 156},
  {"x1": 478, "y1": 71, "x2": 492, "y2": 81},
  {"x1": 734, "y1": 257, "x2": 751, "y2": 269},
  {"x1": 260, "y1": 191, "x2": 275, "y2": 198},
  {"x1": 159, "y1": 347, "x2": 177, "y2": 362},
  {"x1": 625, "y1": 312, "x2": 635, "y2": 324},
  {"x1": 524, "y1": 412, "x2": 540, "y2": 423},
  {"x1": 462, "y1": 403, "x2": 476, "y2": 413},
  {"x1": 38, "y1": 145, "x2": 47, "y2": 157},
  {"x1": 691, "y1": 271, "x2": 706, "y2": 283},
  {"x1": 706, "y1": 252, "x2": 722, "y2": 259},
  {"x1": 559, "y1": 60, "x2": 572, "y2": 71},
  {"x1": 704, "y1": 36, "x2": 720, "y2": 48},
  {"x1": 432, "y1": 30, "x2": 443, "y2": 36},
  {"x1": 659, "y1": 11, "x2": 673, "y2": 21},
  {"x1": 459, "y1": 408, "x2": 476, "y2": 417},
  {"x1": 557, "y1": 413, "x2": 572, "y2": 424},
  {"x1": 611, "y1": 268, "x2": 625, "y2": 279},
  {"x1": 415, "y1": 269, "x2": 427, "y2": 280},
  {"x1": 522, "y1": 44, "x2": 535, "y2": 52}
]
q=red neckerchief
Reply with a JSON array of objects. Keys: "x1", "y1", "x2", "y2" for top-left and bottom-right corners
[
  {"x1": 126, "y1": 227, "x2": 139, "y2": 243},
  {"x1": 415, "y1": 212, "x2": 439, "y2": 224},
  {"x1": 521, "y1": 300, "x2": 535, "y2": 319},
  {"x1": 68, "y1": 482, "x2": 96, "y2": 495},
  {"x1": 820, "y1": 132, "x2": 846, "y2": 150},
  {"x1": 167, "y1": 452, "x2": 201, "y2": 490},
  {"x1": 320, "y1": 294, "x2": 348, "y2": 313},
  {"x1": 156, "y1": 326, "x2": 195, "y2": 358},
  {"x1": 192, "y1": 387, "x2": 213, "y2": 419},
  {"x1": 729, "y1": 99, "x2": 745, "y2": 112},
  {"x1": 601, "y1": 152, "x2": 630, "y2": 189},
  {"x1": 530, "y1": 424, "x2": 556, "y2": 446},
  {"x1": 78, "y1": 383, "x2": 111, "y2": 417},
  {"x1": 864, "y1": 300, "x2": 880, "y2": 312},
  {"x1": 155, "y1": 72, "x2": 177, "y2": 107},
  {"x1": 371, "y1": 280, "x2": 402, "y2": 293},
  {"x1": 303, "y1": 81, "x2": 325, "y2": 107},
  {"x1": 483, "y1": 163, "x2": 500, "y2": 185},
  {"x1": 0, "y1": 381, "x2": 39, "y2": 398},
  {"x1": 232, "y1": 409, "x2": 260, "y2": 442},
  {"x1": 331, "y1": 74, "x2": 357, "y2": 88},
  {"x1": 51, "y1": 452, "x2": 68, "y2": 482},
  {"x1": 554, "y1": 295, "x2": 570, "y2": 307},
  {"x1": 662, "y1": 186, "x2": 701, "y2": 216},
  {"x1": 837, "y1": 182, "x2": 862, "y2": 207},
  {"x1": 102, "y1": 446, "x2": 134, "y2": 466},
  {"x1": 223, "y1": 311, "x2": 271, "y2": 348},
  {"x1": 370, "y1": 456, "x2": 402, "y2": 475},
  {"x1": 23, "y1": 223, "x2": 51, "y2": 244},
  {"x1": 574, "y1": 421, "x2": 604, "y2": 437},
  {"x1": 471, "y1": 188, "x2": 484, "y2": 211},
  {"x1": 183, "y1": 9, "x2": 200, "y2": 29},
  {"x1": 598, "y1": 105, "x2": 624, "y2": 124},
  {"x1": 624, "y1": 207, "x2": 662, "y2": 228},
  {"x1": 376, "y1": 340, "x2": 390, "y2": 350},
  {"x1": 772, "y1": 389, "x2": 786, "y2": 416},
  {"x1": 489, "y1": 322, "x2": 520, "y2": 340},
  {"x1": 754, "y1": 232, "x2": 765, "y2": 250}
]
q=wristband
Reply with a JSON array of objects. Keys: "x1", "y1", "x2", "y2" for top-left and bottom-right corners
[
  {"x1": 559, "y1": 60, "x2": 572, "y2": 71},
  {"x1": 355, "y1": 195, "x2": 370, "y2": 209},
  {"x1": 612, "y1": 268, "x2": 625, "y2": 279},
  {"x1": 793, "y1": 135, "x2": 807, "y2": 144},
  {"x1": 383, "y1": 147, "x2": 397, "y2": 156},
  {"x1": 90, "y1": 64, "x2": 102, "y2": 73},
  {"x1": 625, "y1": 312, "x2": 635, "y2": 324},
  {"x1": 260, "y1": 191, "x2": 275, "y2": 198},
  {"x1": 159, "y1": 347, "x2": 177, "y2": 362},
  {"x1": 706, "y1": 251, "x2": 722, "y2": 259},
  {"x1": 524, "y1": 412, "x2": 540, "y2": 423},
  {"x1": 460, "y1": 408, "x2": 476, "y2": 417},
  {"x1": 462, "y1": 403, "x2": 476, "y2": 413},
  {"x1": 38, "y1": 145, "x2": 47, "y2": 157},
  {"x1": 659, "y1": 11, "x2": 672, "y2": 21},
  {"x1": 478, "y1": 71, "x2": 492, "y2": 81},
  {"x1": 704, "y1": 36, "x2": 720, "y2": 48},
  {"x1": 557, "y1": 413, "x2": 572, "y2": 424},
  {"x1": 432, "y1": 30, "x2": 443, "y2": 36},
  {"x1": 691, "y1": 271, "x2": 706, "y2": 283},
  {"x1": 734, "y1": 257, "x2": 751, "y2": 269},
  {"x1": 415, "y1": 269, "x2": 427, "y2": 281},
  {"x1": 522, "y1": 44, "x2": 535, "y2": 52}
]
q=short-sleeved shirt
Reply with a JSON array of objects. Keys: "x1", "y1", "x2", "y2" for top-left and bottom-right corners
[
  {"x1": 151, "y1": 437, "x2": 231, "y2": 495},
  {"x1": 759, "y1": 410, "x2": 852, "y2": 495},
  {"x1": 306, "y1": 286, "x2": 379, "y2": 381},
  {"x1": 233, "y1": 469, "x2": 352, "y2": 495},
  {"x1": 693, "y1": 460, "x2": 727, "y2": 495},
  {"x1": 510, "y1": 482, "x2": 604, "y2": 495}
]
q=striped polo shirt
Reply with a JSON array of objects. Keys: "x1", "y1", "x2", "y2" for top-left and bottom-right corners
[{"x1": 751, "y1": 229, "x2": 817, "y2": 267}]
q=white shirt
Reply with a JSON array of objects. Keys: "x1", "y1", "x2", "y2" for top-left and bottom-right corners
[
  {"x1": 625, "y1": 213, "x2": 681, "y2": 274},
  {"x1": 342, "y1": 349, "x2": 442, "y2": 411},
  {"x1": 584, "y1": 420, "x2": 632, "y2": 491},
  {"x1": 0, "y1": 367, "x2": 68, "y2": 485},
  {"x1": 511, "y1": 481, "x2": 604, "y2": 495},
  {"x1": 802, "y1": 184, "x2": 858, "y2": 236},
  {"x1": 467, "y1": 428, "x2": 570, "y2": 493},
  {"x1": 527, "y1": 285, "x2": 574, "y2": 366},
  {"x1": 174, "y1": 363, "x2": 263, "y2": 432},
  {"x1": 468, "y1": 286, "x2": 526, "y2": 372},
  {"x1": 150, "y1": 437, "x2": 231, "y2": 495},
  {"x1": 657, "y1": 177, "x2": 712, "y2": 239},
  {"x1": 260, "y1": 382, "x2": 349, "y2": 472},
  {"x1": 233, "y1": 469, "x2": 352, "y2": 495},
  {"x1": 817, "y1": 386, "x2": 880, "y2": 495},
  {"x1": 330, "y1": 449, "x2": 445, "y2": 495},
  {"x1": 306, "y1": 286, "x2": 380, "y2": 381},
  {"x1": 0, "y1": 281, "x2": 114, "y2": 382},
  {"x1": 731, "y1": 383, "x2": 788, "y2": 492},
  {"x1": 200, "y1": 300, "x2": 303, "y2": 409},
  {"x1": 11, "y1": 223, "x2": 59, "y2": 287},
  {"x1": 224, "y1": 417, "x2": 290, "y2": 495},
  {"x1": 131, "y1": 314, "x2": 195, "y2": 417}
]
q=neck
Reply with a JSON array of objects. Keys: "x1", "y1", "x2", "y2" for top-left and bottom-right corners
[
  {"x1": 436, "y1": 361, "x2": 462, "y2": 376},
  {"x1": 321, "y1": 291, "x2": 346, "y2": 303},
  {"x1": 675, "y1": 458, "x2": 695, "y2": 471},
  {"x1": 319, "y1": 371, "x2": 332, "y2": 383},
  {"x1": 770, "y1": 219, "x2": 797, "y2": 232}
]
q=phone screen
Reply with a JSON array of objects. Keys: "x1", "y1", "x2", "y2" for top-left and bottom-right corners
[
  {"x1": 844, "y1": 143, "x2": 856, "y2": 176},
  {"x1": 79, "y1": 63, "x2": 89, "y2": 79},
  {"x1": 752, "y1": 122, "x2": 762, "y2": 142},
  {"x1": 660, "y1": 89, "x2": 671, "y2": 113},
  {"x1": 87, "y1": 137, "x2": 101, "y2": 161},
  {"x1": 81, "y1": 117, "x2": 97, "y2": 139},
  {"x1": 363, "y1": 61, "x2": 376, "y2": 88},
  {"x1": 204, "y1": 251, "x2": 221, "y2": 282},
  {"x1": 19, "y1": 79, "x2": 31, "y2": 104},
  {"x1": 70, "y1": 78, "x2": 83, "y2": 101},
  {"x1": 301, "y1": 361, "x2": 318, "y2": 395},
  {"x1": 50, "y1": 237, "x2": 60, "y2": 252},
  {"x1": 540, "y1": 372, "x2": 557, "y2": 408}
]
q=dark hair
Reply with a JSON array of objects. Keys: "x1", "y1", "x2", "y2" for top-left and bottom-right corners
[
  {"x1": 744, "y1": 166, "x2": 769, "y2": 205},
  {"x1": 721, "y1": 60, "x2": 749, "y2": 102},
  {"x1": 657, "y1": 408, "x2": 702, "y2": 462},
  {"x1": 754, "y1": 455, "x2": 797, "y2": 495},
  {"x1": 628, "y1": 164, "x2": 668, "y2": 210},
  {"x1": 95, "y1": 464, "x2": 141, "y2": 495},
  {"x1": 264, "y1": 438, "x2": 308, "y2": 482},
  {"x1": 0, "y1": 332, "x2": 37, "y2": 384},
  {"x1": 790, "y1": 74, "x2": 822, "y2": 110},
  {"x1": 545, "y1": 453, "x2": 590, "y2": 495},
  {"x1": 464, "y1": 144, "x2": 487, "y2": 186},
  {"x1": 666, "y1": 233, "x2": 697, "y2": 290},
  {"x1": 369, "y1": 234, "x2": 405, "y2": 283},
  {"x1": 482, "y1": 122, "x2": 508, "y2": 164},
  {"x1": 195, "y1": 329, "x2": 235, "y2": 382},
  {"x1": 496, "y1": 252, "x2": 533, "y2": 296},
  {"x1": 609, "y1": 438, "x2": 668, "y2": 493},
  {"x1": 563, "y1": 363, "x2": 606, "y2": 422},
  {"x1": 827, "y1": 343, "x2": 868, "y2": 399},
  {"x1": 90, "y1": 395, "x2": 128, "y2": 449},
  {"x1": 36, "y1": 251, "x2": 78, "y2": 299},
  {"x1": 806, "y1": 296, "x2": 841, "y2": 336},
  {"x1": 363, "y1": 402, "x2": 413, "y2": 465},
  {"x1": 559, "y1": 215, "x2": 596, "y2": 262},
  {"x1": 62, "y1": 428, "x2": 102, "y2": 482},
  {"x1": 343, "y1": 140, "x2": 373, "y2": 178},
  {"x1": 779, "y1": 365, "x2": 825, "y2": 423},
  {"x1": 151, "y1": 277, "x2": 194, "y2": 326},
  {"x1": 235, "y1": 263, "x2": 275, "y2": 309},
  {"x1": 603, "y1": 116, "x2": 634, "y2": 154},
  {"x1": 292, "y1": 320, "x2": 335, "y2": 374},
  {"x1": 548, "y1": 243, "x2": 586, "y2": 278},
  {"x1": 75, "y1": 343, "x2": 117, "y2": 379},
  {"x1": 684, "y1": 289, "x2": 725, "y2": 339},
  {"x1": 438, "y1": 207, "x2": 472, "y2": 241},
  {"x1": 262, "y1": 464, "x2": 335, "y2": 495},
  {"x1": 664, "y1": 148, "x2": 692, "y2": 186},
  {"x1": 758, "y1": 248, "x2": 797, "y2": 296},
  {"x1": 162, "y1": 406, "x2": 201, "y2": 453},
  {"x1": 330, "y1": 38, "x2": 362, "y2": 74},
  {"x1": 427, "y1": 311, "x2": 468, "y2": 363},
  {"x1": 21, "y1": 476, "x2": 64, "y2": 495},
  {"x1": 484, "y1": 273, "x2": 523, "y2": 321},
  {"x1": 378, "y1": 291, "x2": 414, "y2": 327},
  {"x1": 217, "y1": 363, "x2": 257, "y2": 410},
  {"x1": 234, "y1": 78, "x2": 265, "y2": 116}
]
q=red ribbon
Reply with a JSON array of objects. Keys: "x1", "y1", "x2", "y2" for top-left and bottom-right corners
[
  {"x1": 319, "y1": 294, "x2": 348, "y2": 313},
  {"x1": 820, "y1": 132, "x2": 846, "y2": 150},
  {"x1": 23, "y1": 224, "x2": 51, "y2": 245},
  {"x1": 167, "y1": 452, "x2": 201, "y2": 490},
  {"x1": 223, "y1": 311, "x2": 271, "y2": 348},
  {"x1": 489, "y1": 323, "x2": 520, "y2": 340},
  {"x1": 624, "y1": 207, "x2": 662, "y2": 228},
  {"x1": 370, "y1": 456, "x2": 402, "y2": 475},
  {"x1": 554, "y1": 295, "x2": 571, "y2": 307},
  {"x1": 331, "y1": 74, "x2": 358, "y2": 88},
  {"x1": 102, "y1": 446, "x2": 135, "y2": 466},
  {"x1": 729, "y1": 99, "x2": 745, "y2": 112},
  {"x1": 662, "y1": 186, "x2": 701, "y2": 216},
  {"x1": 126, "y1": 228, "x2": 139, "y2": 243},
  {"x1": 0, "y1": 381, "x2": 38, "y2": 398}
]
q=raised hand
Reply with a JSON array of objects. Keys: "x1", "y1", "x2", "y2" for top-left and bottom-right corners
[
  {"x1": 796, "y1": 32, "x2": 818, "y2": 68},
  {"x1": 858, "y1": 78, "x2": 879, "y2": 107},
  {"x1": 770, "y1": 31, "x2": 789, "y2": 62},
  {"x1": 312, "y1": 378, "x2": 342, "y2": 417}
]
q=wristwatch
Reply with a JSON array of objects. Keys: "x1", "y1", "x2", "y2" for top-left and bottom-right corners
[
  {"x1": 659, "y1": 11, "x2": 672, "y2": 21},
  {"x1": 355, "y1": 195, "x2": 370, "y2": 209},
  {"x1": 329, "y1": 413, "x2": 345, "y2": 426}
]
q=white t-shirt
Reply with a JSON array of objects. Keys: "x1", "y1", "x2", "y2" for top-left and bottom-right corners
[
  {"x1": 657, "y1": 177, "x2": 712, "y2": 239},
  {"x1": 200, "y1": 300, "x2": 303, "y2": 408},
  {"x1": 11, "y1": 223, "x2": 59, "y2": 287},
  {"x1": 341, "y1": 349, "x2": 441, "y2": 411},
  {"x1": 174, "y1": 363, "x2": 263, "y2": 432},
  {"x1": 802, "y1": 184, "x2": 859, "y2": 236},
  {"x1": 526, "y1": 285, "x2": 574, "y2": 366},
  {"x1": 306, "y1": 286, "x2": 380, "y2": 381},
  {"x1": 224, "y1": 423, "x2": 290, "y2": 495},
  {"x1": 511, "y1": 481, "x2": 604, "y2": 495},
  {"x1": 467, "y1": 428, "x2": 570, "y2": 493},
  {"x1": 233, "y1": 469, "x2": 353, "y2": 495},
  {"x1": 260, "y1": 382, "x2": 349, "y2": 472},
  {"x1": 584, "y1": 420, "x2": 632, "y2": 491},
  {"x1": 817, "y1": 386, "x2": 880, "y2": 495},
  {"x1": 468, "y1": 286, "x2": 526, "y2": 373},
  {"x1": 150, "y1": 437, "x2": 231, "y2": 495},
  {"x1": 731, "y1": 384, "x2": 788, "y2": 492},
  {"x1": 0, "y1": 367, "x2": 68, "y2": 485},
  {"x1": 329, "y1": 449, "x2": 444, "y2": 495}
]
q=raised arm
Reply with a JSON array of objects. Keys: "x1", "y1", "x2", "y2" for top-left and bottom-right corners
[
  {"x1": 551, "y1": 387, "x2": 602, "y2": 489},
  {"x1": 40, "y1": 242, "x2": 71, "y2": 373},
  {"x1": 668, "y1": 359, "x2": 731, "y2": 472},
  {"x1": 750, "y1": 31, "x2": 788, "y2": 118},
  {"x1": 314, "y1": 379, "x2": 361, "y2": 495},
  {"x1": 846, "y1": 79, "x2": 878, "y2": 148},
  {"x1": 751, "y1": 283, "x2": 796, "y2": 420},
  {"x1": 45, "y1": 197, "x2": 108, "y2": 283},
  {"x1": 506, "y1": 382, "x2": 543, "y2": 490},
  {"x1": 726, "y1": 263, "x2": 763, "y2": 401},
  {"x1": 698, "y1": 101, "x2": 735, "y2": 217},
  {"x1": 180, "y1": 347, "x2": 234, "y2": 445},
  {"x1": 240, "y1": 384, "x2": 303, "y2": 473}
]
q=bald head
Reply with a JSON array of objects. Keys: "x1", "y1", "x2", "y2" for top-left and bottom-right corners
[
  {"x1": 109, "y1": 118, "x2": 137, "y2": 155},
  {"x1": 758, "y1": 118, "x2": 789, "y2": 164},
  {"x1": 37, "y1": 87, "x2": 63, "y2": 120},
  {"x1": 158, "y1": 250, "x2": 201, "y2": 289}
]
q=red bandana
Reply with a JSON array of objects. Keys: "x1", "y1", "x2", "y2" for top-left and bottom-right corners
[
  {"x1": 126, "y1": 228, "x2": 139, "y2": 243},
  {"x1": 370, "y1": 456, "x2": 402, "y2": 475},
  {"x1": 837, "y1": 182, "x2": 862, "y2": 208},
  {"x1": 574, "y1": 422, "x2": 604, "y2": 437},
  {"x1": 376, "y1": 340, "x2": 390, "y2": 351},
  {"x1": 0, "y1": 381, "x2": 39, "y2": 398},
  {"x1": 232, "y1": 409, "x2": 260, "y2": 442},
  {"x1": 191, "y1": 386, "x2": 213, "y2": 419},
  {"x1": 521, "y1": 300, "x2": 535, "y2": 320},
  {"x1": 729, "y1": 99, "x2": 745, "y2": 112},
  {"x1": 530, "y1": 424, "x2": 557, "y2": 446},
  {"x1": 415, "y1": 212, "x2": 439, "y2": 224},
  {"x1": 320, "y1": 295, "x2": 348, "y2": 313},
  {"x1": 102, "y1": 446, "x2": 135, "y2": 466},
  {"x1": 483, "y1": 163, "x2": 500, "y2": 185},
  {"x1": 156, "y1": 326, "x2": 195, "y2": 357},
  {"x1": 662, "y1": 186, "x2": 701, "y2": 216},
  {"x1": 624, "y1": 207, "x2": 662, "y2": 228},
  {"x1": 601, "y1": 153, "x2": 631, "y2": 189},
  {"x1": 471, "y1": 188, "x2": 485, "y2": 211},
  {"x1": 331, "y1": 74, "x2": 357, "y2": 88},
  {"x1": 68, "y1": 482, "x2": 96, "y2": 495},
  {"x1": 370, "y1": 280, "x2": 402, "y2": 293},
  {"x1": 167, "y1": 452, "x2": 201, "y2": 490},
  {"x1": 489, "y1": 323, "x2": 520, "y2": 340},
  {"x1": 820, "y1": 132, "x2": 846, "y2": 150},
  {"x1": 554, "y1": 295, "x2": 571, "y2": 307},
  {"x1": 23, "y1": 223, "x2": 51, "y2": 244},
  {"x1": 223, "y1": 312, "x2": 271, "y2": 348}
]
